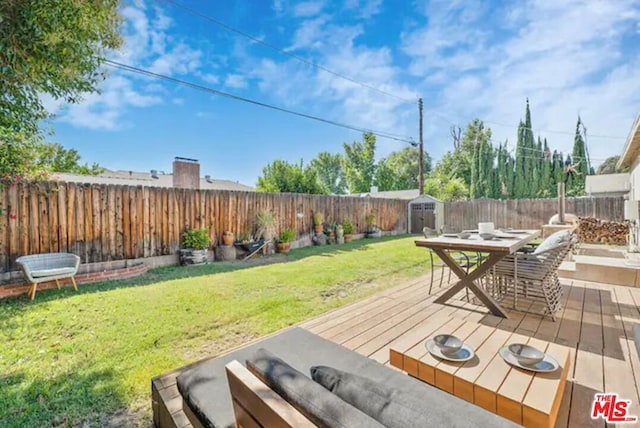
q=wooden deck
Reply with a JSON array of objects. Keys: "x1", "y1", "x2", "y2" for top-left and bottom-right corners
[{"x1": 153, "y1": 271, "x2": 640, "y2": 427}]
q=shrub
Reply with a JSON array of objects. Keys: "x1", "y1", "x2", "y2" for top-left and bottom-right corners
[
  {"x1": 278, "y1": 228, "x2": 296, "y2": 243},
  {"x1": 313, "y1": 212, "x2": 323, "y2": 226},
  {"x1": 365, "y1": 213, "x2": 376, "y2": 228},
  {"x1": 182, "y1": 228, "x2": 211, "y2": 250},
  {"x1": 342, "y1": 219, "x2": 354, "y2": 234}
]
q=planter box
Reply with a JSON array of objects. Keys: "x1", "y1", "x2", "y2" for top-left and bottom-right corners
[{"x1": 179, "y1": 249, "x2": 208, "y2": 265}]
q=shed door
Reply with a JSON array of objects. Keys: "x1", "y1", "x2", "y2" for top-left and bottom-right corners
[{"x1": 411, "y1": 202, "x2": 435, "y2": 233}]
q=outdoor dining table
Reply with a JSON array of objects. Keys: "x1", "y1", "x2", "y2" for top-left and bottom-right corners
[{"x1": 415, "y1": 229, "x2": 541, "y2": 318}]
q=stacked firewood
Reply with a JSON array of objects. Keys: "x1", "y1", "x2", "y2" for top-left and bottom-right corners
[{"x1": 576, "y1": 217, "x2": 629, "y2": 245}]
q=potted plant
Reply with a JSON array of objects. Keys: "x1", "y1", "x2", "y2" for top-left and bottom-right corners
[
  {"x1": 342, "y1": 219, "x2": 354, "y2": 242},
  {"x1": 222, "y1": 230, "x2": 234, "y2": 246},
  {"x1": 277, "y1": 228, "x2": 296, "y2": 254},
  {"x1": 313, "y1": 212, "x2": 324, "y2": 234},
  {"x1": 180, "y1": 228, "x2": 211, "y2": 265},
  {"x1": 237, "y1": 231, "x2": 251, "y2": 244},
  {"x1": 365, "y1": 213, "x2": 382, "y2": 238},
  {"x1": 256, "y1": 210, "x2": 276, "y2": 241}
]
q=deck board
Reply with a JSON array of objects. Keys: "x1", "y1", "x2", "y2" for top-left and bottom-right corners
[{"x1": 153, "y1": 275, "x2": 640, "y2": 428}]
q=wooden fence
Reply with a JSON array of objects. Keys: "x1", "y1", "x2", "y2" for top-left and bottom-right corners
[
  {"x1": 443, "y1": 197, "x2": 625, "y2": 231},
  {"x1": 0, "y1": 181, "x2": 408, "y2": 272}
]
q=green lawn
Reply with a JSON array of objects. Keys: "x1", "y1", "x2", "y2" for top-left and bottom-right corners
[{"x1": 0, "y1": 235, "x2": 432, "y2": 427}]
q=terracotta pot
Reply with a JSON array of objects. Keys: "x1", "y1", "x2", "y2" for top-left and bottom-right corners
[
  {"x1": 277, "y1": 242, "x2": 291, "y2": 254},
  {"x1": 314, "y1": 225, "x2": 323, "y2": 234},
  {"x1": 222, "y1": 235, "x2": 234, "y2": 246},
  {"x1": 344, "y1": 234, "x2": 353, "y2": 243}
]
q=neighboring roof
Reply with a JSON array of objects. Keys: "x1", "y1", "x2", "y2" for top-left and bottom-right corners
[
  {"x1": 53, "y1": 170, "x2": 254, "y2": 191},
  {"x1": 618, "y1": 113, "x2": 640, "y2": 167},
  {"x1": 585, "y1": 173, "x2": 630, "y2": 195},
  {"x1": 351, "y1": 189, "x2": 420, "y2": 200},
  {"x1": 409, "y1": 194, "x2": 442, "y2": 203}
]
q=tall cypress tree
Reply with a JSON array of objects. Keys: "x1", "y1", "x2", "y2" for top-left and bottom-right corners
[
  {"x1": 569, "y1": 117, "x2": 590, "y2": 196},
  {"x1": 514, "y1": 121, "x2": 526, "y2": 198}
]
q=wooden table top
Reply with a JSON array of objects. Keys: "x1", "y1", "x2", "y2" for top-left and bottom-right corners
[
  {"x1": 389, "y1": 317, "x2": 570, "y2": 427},
  {"x1": 415, "y1": 229, "x2": 541, "y2": 254}
]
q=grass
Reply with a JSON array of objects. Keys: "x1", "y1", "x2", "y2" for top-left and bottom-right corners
[{"x1": 0, "y1": 235, "x2": 432, "y2": 427}]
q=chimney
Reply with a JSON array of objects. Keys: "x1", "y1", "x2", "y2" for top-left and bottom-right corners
[
  {"x1": 205, "y1": 175, "x2": 213, "y2": 183},
  {"x1": 173, "y1": 157, "x2": 200, "y2": 189},
  {"x1": 150, "y1": 169, "x2": 159, "y2": 179}
]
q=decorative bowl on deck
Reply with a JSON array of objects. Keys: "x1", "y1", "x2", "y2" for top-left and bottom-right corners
[
  {"x1": 507, "y1": 343, "x2": 545, "y2": 366},
  {"x1": 479, "y1": 232, "x2": 496, "y2": 240},
  {"x1": 433, "y1": 334, "x2": 463, "y2": 354},
  {"x1": 457, "y1": 232, "x2": 471, "y2": 239}
]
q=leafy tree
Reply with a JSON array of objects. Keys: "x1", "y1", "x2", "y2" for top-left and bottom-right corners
[
  {"x1": 374, "y1": 158, "x2": 395, "y2": 191},
  {"x1": 375, "y1": 147, "x2": 432, "y2": 191},
  {"x1": 1, "y1": 0, "x2": 122, "y2": 137},
  {"x1": 309, "y1": 152, "x2": 346, "y2": 194},
  {"x1": 423, "y1": 171, "x2": 469, "y2": 201},
  {"x1": 597, "y1": 155, "x2": 627, "y2": 174},
  {"x1": 0, "y1": 130, "x2": 101, "y2": 177},
  {"x1": 41, "y1": 144, "x2": 104, "y2": 175},
  {"x1": 567, "y1": 117, "x2": 591, "y2": 196},
  {"x1": 256, "y1": 160, "x2": 323, "y2": 194},
  {"x1": 343, "y1": 132, "x2": 376, "y2": 193}
]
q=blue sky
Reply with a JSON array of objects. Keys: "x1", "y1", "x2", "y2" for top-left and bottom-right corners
[{"x1": 46, "y1": 0, "x2": 640, "y2": 187}]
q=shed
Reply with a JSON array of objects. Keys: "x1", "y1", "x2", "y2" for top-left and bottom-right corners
[{"x1": 408, "y1": 195, "x2": 444, "y2": 234}]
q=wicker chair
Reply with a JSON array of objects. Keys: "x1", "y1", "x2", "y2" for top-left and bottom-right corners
[
  {"x1": 483, "y1": 234, "x2": 577, "y2": 321},
  {"x1": 423, "y1": 227, "x2": 471, "y2": 301}
]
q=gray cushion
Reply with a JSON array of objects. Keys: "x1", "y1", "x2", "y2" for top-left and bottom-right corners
[
  {"x1": 176, "y1": 327, "x2": 519, "y2": 428},
  {"x1": 311, "y1": 365, "x2": 432, "y2": 428},
  {"x1": 30, "y1": 267, "x2": 76, "y2": 278},
  {"x1": 246, "y1": 349, "x2": 384, "y2": 428},
  {"x1": 533, "y1": 230, "x2": 571, "y2": 255}
]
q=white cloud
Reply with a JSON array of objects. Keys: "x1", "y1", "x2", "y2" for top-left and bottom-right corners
[
  {"x1": 225, "y1": 74, "x2": 248, "y2": 89},
  {"x1": 344, "y1": 0, "x2": 383, "y2": 18},
  {"x1": 172, "y1": 98, "x2": 185, "y2": 105},
  {"x1": 50, "y1": 0, "x2": 203, "y2": 131},
  {"x1": 293, "y1": 1, "x2": 325, "y2": 17},
  {"x1": 401, "y1": 0, "x2": 640, "y2": 165}
]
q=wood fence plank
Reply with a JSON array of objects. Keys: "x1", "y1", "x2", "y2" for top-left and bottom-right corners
[{"x1": 7, "y1": 183, "x2": 19, "y2": 269}]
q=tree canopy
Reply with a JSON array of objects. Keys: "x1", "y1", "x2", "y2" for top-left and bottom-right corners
[
  {"x1": 597, "y1": 155, "x2": 628, "y2": 174},
  {"x1": 256, "y1": 159, "x2": 323, "y2": 194},
  {"x1": 375, "y1": 147, "x2": 431, "y2": 191},
  {"x1": 1, "y1": 0, "x2": 122, "y2": 137},
  {"x1": 343, "y1": 132, "x2": 377, "y2": 193},
  {"x1": 426, "y1": 101, "x2": 597, "y2": 201},
  {"x1": 309, "y1": 152, "x2": 346, "y2": 194}
]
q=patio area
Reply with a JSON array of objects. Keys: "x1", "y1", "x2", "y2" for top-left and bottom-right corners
[{"x1": 153, "y1": 270, "x2": 640, "y2": 428}]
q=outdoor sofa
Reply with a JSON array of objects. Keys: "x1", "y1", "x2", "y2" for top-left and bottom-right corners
[
  {"x1": 16, "y1": 252, "x2": 80, "y2": 300},
  {"x1": 175, "y1": 326, "x2": 519, "y2": 428}
]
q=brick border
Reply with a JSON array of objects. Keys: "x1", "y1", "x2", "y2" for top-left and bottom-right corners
[{"x1": 0, "y1": 263, "x2": 148, "y2": 299}]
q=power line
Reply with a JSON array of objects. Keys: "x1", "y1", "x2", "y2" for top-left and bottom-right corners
[
  {"x1": 155, "y1": 0, "x2": 415, "y2": 104},
  {"x1": 102, "y1": 59, "x2": 415, "y2": 143}
]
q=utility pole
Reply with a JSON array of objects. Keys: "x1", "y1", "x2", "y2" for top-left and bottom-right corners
[{"x1": 418, "y1": 97, "x2": 424, "y2": 195}]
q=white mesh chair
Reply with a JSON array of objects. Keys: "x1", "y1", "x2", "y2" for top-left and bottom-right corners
[
  {"x1": 484, "y1": 234, "x2": 576, "y2": 321},
  {"x1": 16, "y1": 253, "x2": 81, "y2": 300}
]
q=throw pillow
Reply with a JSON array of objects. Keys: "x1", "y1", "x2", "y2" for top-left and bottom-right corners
[
  {"x1": 245, "y1": 348, "x2": 384, "y2": 428},
  {"x1": 533, "y1": 230, "x2": 571, "y2": 255},
  {"x1": 311, "y1": 365, "x2": 432, "y2": 428}
]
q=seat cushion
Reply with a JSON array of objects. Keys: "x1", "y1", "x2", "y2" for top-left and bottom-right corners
[
  {"x1": 246, "y1": 349, "x2": 384, "y2": 428},
  {"x1": 311, "y1": 365, "x2": 431, "y2": 428},
  {"x1": 533, "y1": 230, "x2": 571, "y2": 255},
  {"x1": 176, "y1": 327, "x2": 519, "y2": 428},
  {"x1": 30, "y1": 267, "x2": 76, "y2": 278}
]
